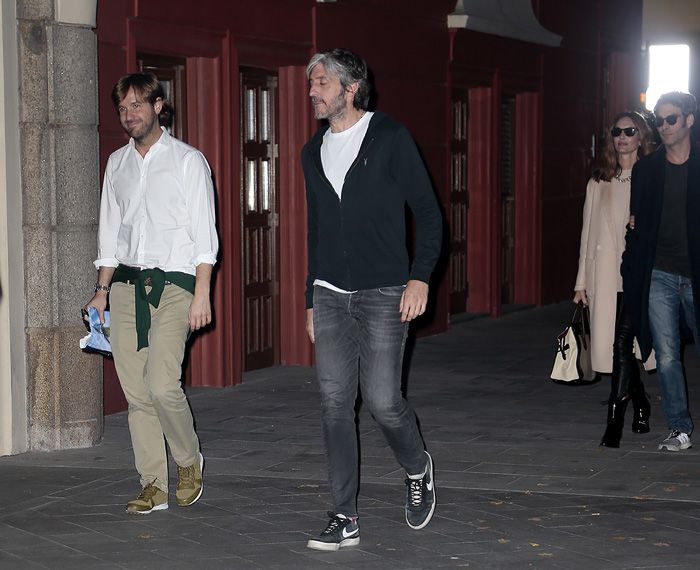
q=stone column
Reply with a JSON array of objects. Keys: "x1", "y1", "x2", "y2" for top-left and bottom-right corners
[{"x1": 17, "y1": 0, "x2": 102, "y2": 450}]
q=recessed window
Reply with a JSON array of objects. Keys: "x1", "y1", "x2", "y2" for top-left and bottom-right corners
[{"x1": 645, "y1": 44, "x2": 690, "y2": 111}]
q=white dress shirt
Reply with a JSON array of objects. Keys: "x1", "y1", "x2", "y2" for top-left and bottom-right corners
[{"x1": 94, "y1": 128, "x2": 219, "y2": 275}]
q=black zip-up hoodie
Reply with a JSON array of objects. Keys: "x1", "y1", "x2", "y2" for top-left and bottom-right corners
[{"x1": 302, "y1": 111, "x2": 443, "y2": 308}]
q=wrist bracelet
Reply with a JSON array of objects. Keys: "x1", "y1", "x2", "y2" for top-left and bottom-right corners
[{"x1": 94, "y1": 283, "x2": 111, "y2": 293}]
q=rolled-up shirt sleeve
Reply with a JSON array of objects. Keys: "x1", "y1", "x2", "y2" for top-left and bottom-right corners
[
  {"x1": 94, "y1": 157, "x2": 121, "y2": 269},
  {"x1": 185, "y1": 150, "x2": 219, "y2": 266}
]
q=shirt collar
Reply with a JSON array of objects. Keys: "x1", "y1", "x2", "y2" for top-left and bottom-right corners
[{"x1": 128, "y1": 126, "x2": 171, "y2": 151}]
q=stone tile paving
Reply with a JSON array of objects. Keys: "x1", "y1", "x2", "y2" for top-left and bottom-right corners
[{"x1": 2, "y1": 302, "x2": 700, "y2": 568}]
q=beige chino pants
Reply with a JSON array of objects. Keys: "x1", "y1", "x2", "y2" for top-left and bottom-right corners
[{"x1": 110, "y1": 282, "x2": 199, "y2": 493}]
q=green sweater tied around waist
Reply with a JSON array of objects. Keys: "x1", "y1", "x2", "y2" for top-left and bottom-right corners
[{"x1": 112, "y1": 265, "x2": 195, "y2": 351}]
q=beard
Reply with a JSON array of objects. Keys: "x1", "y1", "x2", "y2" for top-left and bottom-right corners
[
  {"x1": 122, "y1": 112, "x2": 159, "y2": 143},
  {"x1": 312, "y1": 89, "x2": 348, "y2": 122}
]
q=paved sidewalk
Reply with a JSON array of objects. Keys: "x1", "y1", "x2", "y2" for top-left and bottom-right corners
[{"x1": 2, "y1": 302, "x2": 700, "y2": 569}]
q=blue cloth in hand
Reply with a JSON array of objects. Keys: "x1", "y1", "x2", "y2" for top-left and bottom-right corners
[{"x1": 79, "y1": 306, "x2": 112, "y2": 356}]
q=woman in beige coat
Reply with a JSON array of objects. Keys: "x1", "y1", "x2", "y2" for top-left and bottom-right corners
[{"x1": 574, "y1": 111, "x2": 654, "y2": 447}]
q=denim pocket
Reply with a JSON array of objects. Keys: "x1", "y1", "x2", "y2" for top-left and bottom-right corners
[{"x1": 377, "y1": 285, "x2": 406, "y2": 297}]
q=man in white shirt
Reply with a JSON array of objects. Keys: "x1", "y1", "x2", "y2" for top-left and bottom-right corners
[{"x1": 85, "y1": 72, "x2": 218, "y2": 514}]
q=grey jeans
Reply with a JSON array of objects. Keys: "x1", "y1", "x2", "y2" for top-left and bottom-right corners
[{"x1": 313, "y1": 285, "x2": 427, "y2": 516}]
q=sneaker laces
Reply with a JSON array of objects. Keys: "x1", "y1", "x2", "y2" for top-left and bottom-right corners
[
  {"x1": 321, "y1": 512, "x2": 345, "y2": 535},
  {"x1": 177, "y1": 464, "x2": 195, "y2": 489},
  {"x1": 669, "y1": 429, "x2": 681, "y2": 439},
  {"x1": 407, "y1": 477, "x2": 424, "y2": 508},
  {"x1": 137, "y1": 484, "x2": 159, "y2": 501}
]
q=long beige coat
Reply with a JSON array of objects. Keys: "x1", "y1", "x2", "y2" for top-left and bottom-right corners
[{"x1": 574, "y1": 175, "x2": 631, "y2": 373}]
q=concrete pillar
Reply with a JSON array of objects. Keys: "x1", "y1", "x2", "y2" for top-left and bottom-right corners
[
  {"x1": 1, "y1": 0, "x2": 28, "y2": 457},
  {"x1": 16, "y1": 0, "x2": 102, "y2": 450}
]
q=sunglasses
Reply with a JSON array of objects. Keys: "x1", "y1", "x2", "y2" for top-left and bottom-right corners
[
  {"x1": 611, "y1": 126, "x2": 637, "y2": 137},
  {"x1": 655, "y1": 114, "x2": 681, "y2": 127}
]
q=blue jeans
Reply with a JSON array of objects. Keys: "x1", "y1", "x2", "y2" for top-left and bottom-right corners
[
  {"x1": 648, "y1": 269, "x2": 698, "y2": 434},
  {"x1": 312, "y1": 285, "x2": 427, "y2": 517}
]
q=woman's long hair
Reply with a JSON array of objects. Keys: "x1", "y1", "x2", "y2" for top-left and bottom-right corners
[{"x1": 593, "y1": 111, "x2": 654, "y2": 182}]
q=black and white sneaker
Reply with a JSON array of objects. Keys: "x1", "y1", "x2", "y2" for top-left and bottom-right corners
[
  {"x1": 307, "y1": 512, "x2": 360, "y2": 551},
  {"x1": 405, "y1": 451, "x2": 436, "y2": 530}
]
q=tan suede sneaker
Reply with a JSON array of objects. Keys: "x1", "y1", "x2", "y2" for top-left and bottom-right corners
[
  {"x1": 176, "y1": 452, "x2": 204, "y2": 506},
  {"x1": 126, "y1": 483, "x2": 168, "y2": 514}
]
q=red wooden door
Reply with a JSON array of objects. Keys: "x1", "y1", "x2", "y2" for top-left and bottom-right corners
[
  {"x1": 449, "y1": 89, "x2": 469, "y2": 314},
  {"x1": 240, "y1": 68, "x2": 280, "y2": 371},
  {"x1": 138, "y1": 55, "x2": 188, "y2": 140},
  {"x1": 104, "y1": 55, "x2": 191, "y2": 414},
  {"x1": 500, "y1": 95, "x2": 516, "y2": 305}
]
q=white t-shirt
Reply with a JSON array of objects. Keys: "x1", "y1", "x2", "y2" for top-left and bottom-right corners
[
  {"x1": 321, "y1": 111, "x2": 373, "y2": 198},
  {"x1": 315, "y1": 111, "x2": 374, "y2": 293}
]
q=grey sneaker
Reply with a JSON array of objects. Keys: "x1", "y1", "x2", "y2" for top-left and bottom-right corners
[
  {"x1": 658, "y1": 430, "x2": 692, "y2": 451},
  {"x1": 307, "y1": 512, "x2": 360, "y2": 551}
]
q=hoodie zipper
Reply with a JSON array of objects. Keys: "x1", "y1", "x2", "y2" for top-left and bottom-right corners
[
  {"x1": 312, "y1": 133, "x2": 376, "y2": 201},
  {"x1": 311, "y1": 116, "x2": 380, "y2": 287},
  {"x1": 344, "y1": 136, "x2": 375, "y2": 187}
]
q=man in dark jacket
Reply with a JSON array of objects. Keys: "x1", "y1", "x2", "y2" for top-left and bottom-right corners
[
  {"x1": 622, "y1": 91, "x2": 699, "y2": 452},
  {"x1": 302, "y1": 48, "x2": 442, "y2": 551}
]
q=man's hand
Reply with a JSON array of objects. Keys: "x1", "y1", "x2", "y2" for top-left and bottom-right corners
[
  {"x1": 188, "y1": 293, "x2": 212, "y2": 331},
  {"x1": 400, "y1": 280, "x2": 429, "y2": 322},
  {"x1": 84, "y1": 267, "x2": 115, "y2": 325},
  {"x1": 85, "y1": 291, "x2": 109, "y2": 324},
  {"x1": 189, "y1": 263, "x2": 213, "y2": 331},
  {"x1": 306, "y1": 308, "x2": 315, "y2": 343}
]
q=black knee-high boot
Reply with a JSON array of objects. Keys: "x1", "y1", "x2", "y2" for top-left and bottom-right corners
[
  {"x1": 630, "y1": 377, "x2": 651, "y2": 433},
  {"x1": 601, "y1": 293, "x2": 649, "y2": 447},
  {"x1": 601, "y1": 376, "x2": 628, "y2": 448},
  {"x1": 624, "y1": 314, "x2": 650, "y2": 434}
]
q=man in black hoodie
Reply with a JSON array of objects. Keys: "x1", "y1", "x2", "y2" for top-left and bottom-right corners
[{"x1": 302, "y1": 48, "x2": 442, "y2": 551}]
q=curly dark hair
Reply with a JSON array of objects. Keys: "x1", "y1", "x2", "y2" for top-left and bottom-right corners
[{"x1": 593, "y1": 111, "x2": 654, "y2": 182}]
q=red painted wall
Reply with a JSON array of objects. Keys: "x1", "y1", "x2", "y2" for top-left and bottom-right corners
[
  {"x1": 538, "y1": 0, "x2": 643, "y2": 303},
  {"x1": 311, "y1": 0, "x2": 452, "y2": 332},
  {"x1": 96, "y1": 0, "x2": 643, "y2": 412}
]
